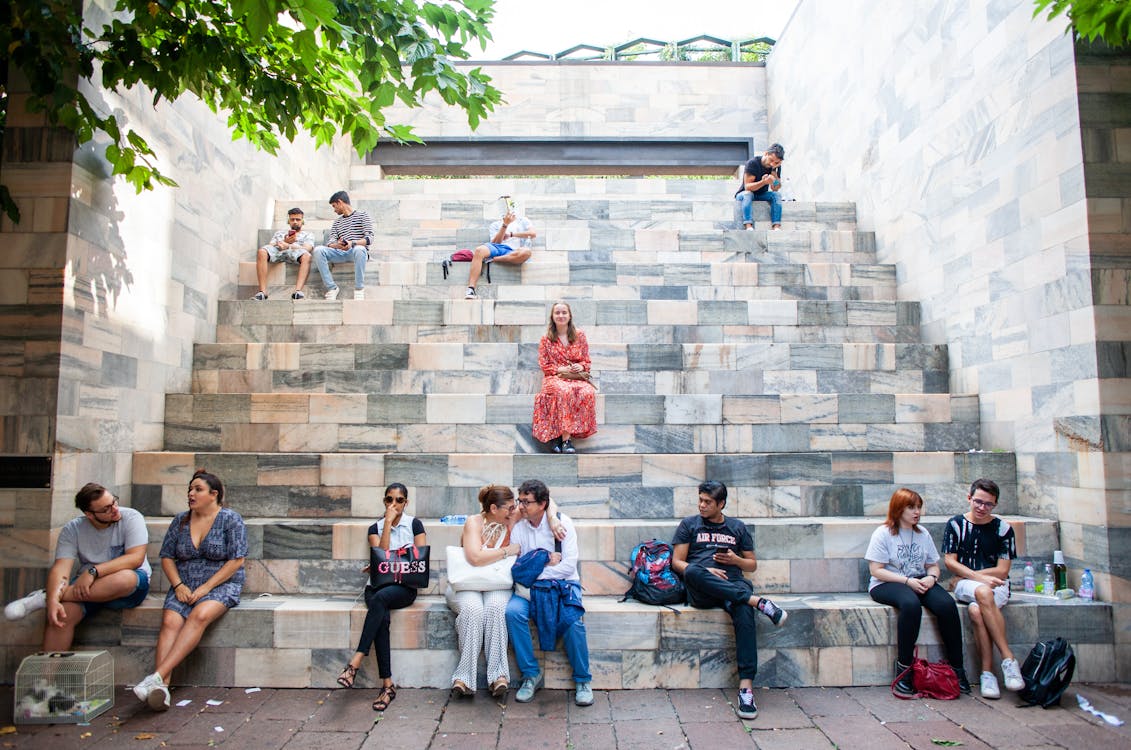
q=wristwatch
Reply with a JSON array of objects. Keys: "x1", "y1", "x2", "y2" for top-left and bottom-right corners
[{"x1": 86, "y1": 565, "x2": 99, "y2": 579}]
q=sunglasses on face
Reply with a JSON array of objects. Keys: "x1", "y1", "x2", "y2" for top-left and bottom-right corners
[{"x1": 384, "y1": 496, "x2": 407, "y2": 505}]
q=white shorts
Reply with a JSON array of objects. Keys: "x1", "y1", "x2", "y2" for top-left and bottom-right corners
[{"x1": 953, "y1": 578, "x2": 1010, "y2": 608}]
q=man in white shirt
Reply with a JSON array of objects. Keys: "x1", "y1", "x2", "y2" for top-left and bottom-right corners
[
  {"x1": 464, "y1": 197, "x2": 536, "y2": 299},
  {"x1": 5, "y1": 483, "x2": 151, "y2": 651},
  {"x1": 505, "y1": 479, "x2": 593, "y2": 706}
]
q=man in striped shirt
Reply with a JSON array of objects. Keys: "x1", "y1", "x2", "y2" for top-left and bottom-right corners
[{"x1": 313, "y1": 190, "x2": 373, "y2": 300}]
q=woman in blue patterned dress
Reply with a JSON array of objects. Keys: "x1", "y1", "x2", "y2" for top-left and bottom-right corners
[{"x1": 133, "y1": 470, "x2": 247, "y2": 710}]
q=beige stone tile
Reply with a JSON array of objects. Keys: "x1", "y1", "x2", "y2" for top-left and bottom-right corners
[
  {"x1": 277, "y1": 423, "x2": 338, "y2": 452},
  {"x1": 309, "y1": 393, "x2": 367, "y2": 424},
  {"x1": 342, "y1": 300, "x2": 394, "y2": 325},
  {"x1": 426, "y1": 394, "x2": 486, "y2": 424},
  {"x1": 333, "y1": 521, "x2": 373, "y2": 560},
  {"x1": 895, "y1": 394, "x2": 951, "y2": 423},
  {"x1": 250, "y1": 393, "x2": 309, "y2": 423},
  {"x1": 221, "y1": 423, "x2": 281, "y2": 452},
  {"x1": 274, "y1": 601, "x2": 354, "y2": 649},
  {"x1": 408, "y1": 342, "x2": 464, "y2": 370},
  {"x1": 781, "y1": 394, "x2": 838, "y2": 424},
  {"x1": 891, "y1": 452, "x2": 954, "y2": 485},
  {"x1": 448, "y1": 453, "x2": 514, "y2": 487},
  {"x1": 713, "y1": 263, "x2": 759, "y2": 286},
  {"x1": 642, "y1": 454, "x2": 706, "y2": 487},
  {"x1": 234, "y1": 647, "x2": 311, "y2": 687},
  {"x1": 816, "y1": 646, "x2": 854, "y2": 686},
  {"x1": 133, "y1": 452, "x2": 195, "y2": 484},
  {"x1": 723, "y1": 395, "x2": 780, "y2": 424},
  {"x1": 647, "y1": 300, "x2": 698, "y2": 325},
  {"x1": 683, "y1": 344, "x2": 736, "y2": 369},
  {"x1": 321, "y1": 453, "x2": 385, "y2": 487}
]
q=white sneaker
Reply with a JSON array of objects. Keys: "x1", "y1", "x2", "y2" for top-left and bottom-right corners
[
  {"x1": 324, "y1": 287, "x2": 340, "y2": 300},
  {"x1": 1001, "y1": 658, "x2": 1025, "y2": 692},
  {"x1": 464, "y1": 287, "x2": 477, "y2": 300},
  {"x1": 132, "y1": 672, "x2": 159, "y2": 702},
  {"x1": 354, "y1": 288, "x2": 365, "y2": 300},
  {"x1": 148, "y1": 680, "x2": 170, "y2": 711},
  {"x1": 5, "y1": 589, "x2": 46, "y2": 620},
  {"x1": 979, "y1": 670, "x2": 1001, "y2": 699}
]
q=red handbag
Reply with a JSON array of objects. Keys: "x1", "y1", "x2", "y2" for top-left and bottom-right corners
[{"x1": 891, "y1": 650, "x2": 960, "y2": 700}]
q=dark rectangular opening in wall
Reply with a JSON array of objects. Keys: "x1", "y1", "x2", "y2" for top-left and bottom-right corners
[
  {"x1": 0, "y1": 456, "x2": 52, "y2": 488},
  {"x1": 368, "y1": 137, "x2": 754, "y2": 176}
]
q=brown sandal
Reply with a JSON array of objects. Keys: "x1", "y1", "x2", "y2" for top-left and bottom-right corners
[
  {"x1": 372, "y1": 684, "x2": 396, "y2": 711},
  {"x1": 337, "y1": 664, "x2": 357, "y2": 689}
]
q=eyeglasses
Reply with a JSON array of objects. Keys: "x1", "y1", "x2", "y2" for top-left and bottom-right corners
[
  {"x1": 89, "y1": 497, "x2": 119, "y2": 516},
  {"x1": 971, "y1": 499, "x2": 997, "y2": 509},
  {"x1": 518, "y1": 499, "x2": 541, "y2": 507},
  {"x1": 383, "y1": 496, "x2": 407, "y2": 505}
]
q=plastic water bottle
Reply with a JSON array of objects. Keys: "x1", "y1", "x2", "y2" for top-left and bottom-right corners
[
  {"x1": 1042, "y1": 564, "x2": 1055, "y2": 596},
  {"x1": 1023, "y1": 561, "x2": 1036, "y2": 593},
  {"x1": 439, "y1": 515, "x2": 467, "y2": 525},
  {"x1": 1079, "y1": 568, "x2": 1095, "y2": 601}
]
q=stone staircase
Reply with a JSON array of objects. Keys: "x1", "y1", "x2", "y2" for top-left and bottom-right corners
[{"x1": 7, "y1": 178, "x2": 1114, "y2": 690}]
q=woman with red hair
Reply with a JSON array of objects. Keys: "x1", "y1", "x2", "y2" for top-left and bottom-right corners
[{"x1": 865, "y1": 488, "x2": 969, "y2": 697}]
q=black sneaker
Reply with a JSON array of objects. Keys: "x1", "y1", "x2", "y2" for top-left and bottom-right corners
[
  {"x1": 251, "y1": 291, "x2": 267, "y2": 301},
  {"x1": 552, "y1": 438, "x2": 563, "y2": 454},
  {"x1": 953, "y1": 667, "x2": 971, "y2": 695},
  {"x1": 735, "y1": 688, "x2": 758, "y2": 720},
  {"x1": 893, "y1": 661, "x2": 916, "y2": 697},
  {"x1": 562, "y1": 439, "x2": 576, "y2": 454},
  {"x1": 291, "y1": 290, "x2": 305, "y2": 300},
  {"x1": 756, "y1": 597, "x2": 787, "y2": 626}
]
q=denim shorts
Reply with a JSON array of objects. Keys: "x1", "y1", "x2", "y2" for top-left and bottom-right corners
[
  {"x1": 78, "y1": 568, "x2": 150, "y2": 618},
  {"x1": 487, "y1": 243, "x2": 516, "y2": 259}
]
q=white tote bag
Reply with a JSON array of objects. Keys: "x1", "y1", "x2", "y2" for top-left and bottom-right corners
[{"x1": 445, "y1": 545, "x2": 515, "y2": 592}]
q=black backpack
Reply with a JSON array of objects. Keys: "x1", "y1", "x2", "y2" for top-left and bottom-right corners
[
  {"x1": 1018, "y1": 637, "x2": 1075, "y2": 708},
  {"x1": 620, "y1": 539, "x2": 685, "y2": 609}
]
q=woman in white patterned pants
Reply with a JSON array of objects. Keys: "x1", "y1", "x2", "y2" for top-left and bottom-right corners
[{"x1": 446, "y1": 485, "x2": 522, "y2": 698}]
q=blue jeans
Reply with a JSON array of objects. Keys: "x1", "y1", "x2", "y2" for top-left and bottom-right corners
[
  {"x1": 313, "y1": 245, "x2": 367, "y2": 290},
  {"x1": 506, "y1": 588, "x2": 592, "y2": 683},
  {"x1": 736, "y1": 190, "x2": 782, "y2": 226}
]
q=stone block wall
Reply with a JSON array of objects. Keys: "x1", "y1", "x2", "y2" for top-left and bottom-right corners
[
  {"x1": 375, "y1": 61, "x2": 768, "y2": 142},
  {"x1": 765, "y1": 0, "x2": 1131, "y2": 667},
  {"x1": 0, "y1": 0, "x2": 350, "y2": 575}
]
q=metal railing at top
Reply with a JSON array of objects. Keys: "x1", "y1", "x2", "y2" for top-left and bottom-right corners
[{"x1": 500, "y1": 34, "x2": 774, "y2": 63}]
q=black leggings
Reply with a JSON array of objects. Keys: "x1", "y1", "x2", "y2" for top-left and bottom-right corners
[
  {"x1": 869, "y1": 581, "x2": 964, "y2": 668},
  {"x1": 354, "y1": 584, "x2": 417, "y2": 679}
]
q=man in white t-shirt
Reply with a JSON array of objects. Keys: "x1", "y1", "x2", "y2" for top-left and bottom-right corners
[
  {"x1": 5, "y1": 483, "x2": 151, "y2": 651},
  {"x1": 464, "y1": 197, "x2": 536, "y2": 299}
]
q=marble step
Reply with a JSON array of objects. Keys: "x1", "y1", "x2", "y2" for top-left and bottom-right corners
[
  {"x1": 238, "y1": 257, "x2": 897, "y2": 302},
  {"x1": 278, "y1": 195, "x2": 856, "y2": 230},
  {"x1": 105, "y1": 515, "x2": 1053, "y2": 599},
  {"x1": 131, "y1": 451, "x2": 1019, "y2": 519},
  {"x1": 253, "y1": 227, "x2": 878, "y2": 266},
  {"x1": 191, "y1": 341, "x2": 950, "y2": 396},
  {"x1": 166, "y1": 390, "x2": 975, "y2": 425},
  {"x1": 3, "y1": 593, "x2": 1113, "y2": 690},
  {"x1": 163, "y1": 408, "x2": 981, "y2": 455},
  {"x1": 215, "y1": 299, "x2": 923, "y2": 345}
]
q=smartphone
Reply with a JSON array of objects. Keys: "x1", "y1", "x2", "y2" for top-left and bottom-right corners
[{"x1": 500, "y1": 195, "x2": 516, "y2": 216}]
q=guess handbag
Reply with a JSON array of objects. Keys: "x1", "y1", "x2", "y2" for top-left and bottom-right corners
[
  {"x1": 446, "y1": 545, "x2": 514, "y2": 592},
  {"x1": 369, "y1": 545, "x2": 431, "y2": 590}
]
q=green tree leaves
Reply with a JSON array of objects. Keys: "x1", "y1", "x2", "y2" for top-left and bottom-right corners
[
  {"x1": 1034, "y1": 0, "x2": 1131, "y2": 47},
  {"x1": 1, "y1": 0, "x2": 502, "y2": 222}
]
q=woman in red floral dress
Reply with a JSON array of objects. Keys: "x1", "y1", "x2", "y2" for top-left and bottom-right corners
[{"x1": 532, "y1": 301, "x2": 597, "y2": 453}]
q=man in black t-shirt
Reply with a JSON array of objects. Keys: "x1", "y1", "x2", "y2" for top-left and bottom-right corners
[
  {"x1": 734, "y1": 143, "x2": 785, "y2": 230},
  {"x1": 941, "y1": 478, "x2": 1022, "y2": 700},
  {"x1": 671, "y1": 480, "x2": 786, "y2": 721}
]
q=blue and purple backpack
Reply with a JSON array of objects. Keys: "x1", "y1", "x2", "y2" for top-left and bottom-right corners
[{"x1": 621, "y1": 539, "x2": 685, "y2": 609}]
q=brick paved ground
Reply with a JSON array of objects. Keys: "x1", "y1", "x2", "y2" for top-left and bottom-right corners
[{"x1": 4, "y1": 683, "x2": 1131, "y2": 748}]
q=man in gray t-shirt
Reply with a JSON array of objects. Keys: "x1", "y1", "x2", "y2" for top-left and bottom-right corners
[{"x1": 5, "y1": 483, "x2": 150, "y2": 650}]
